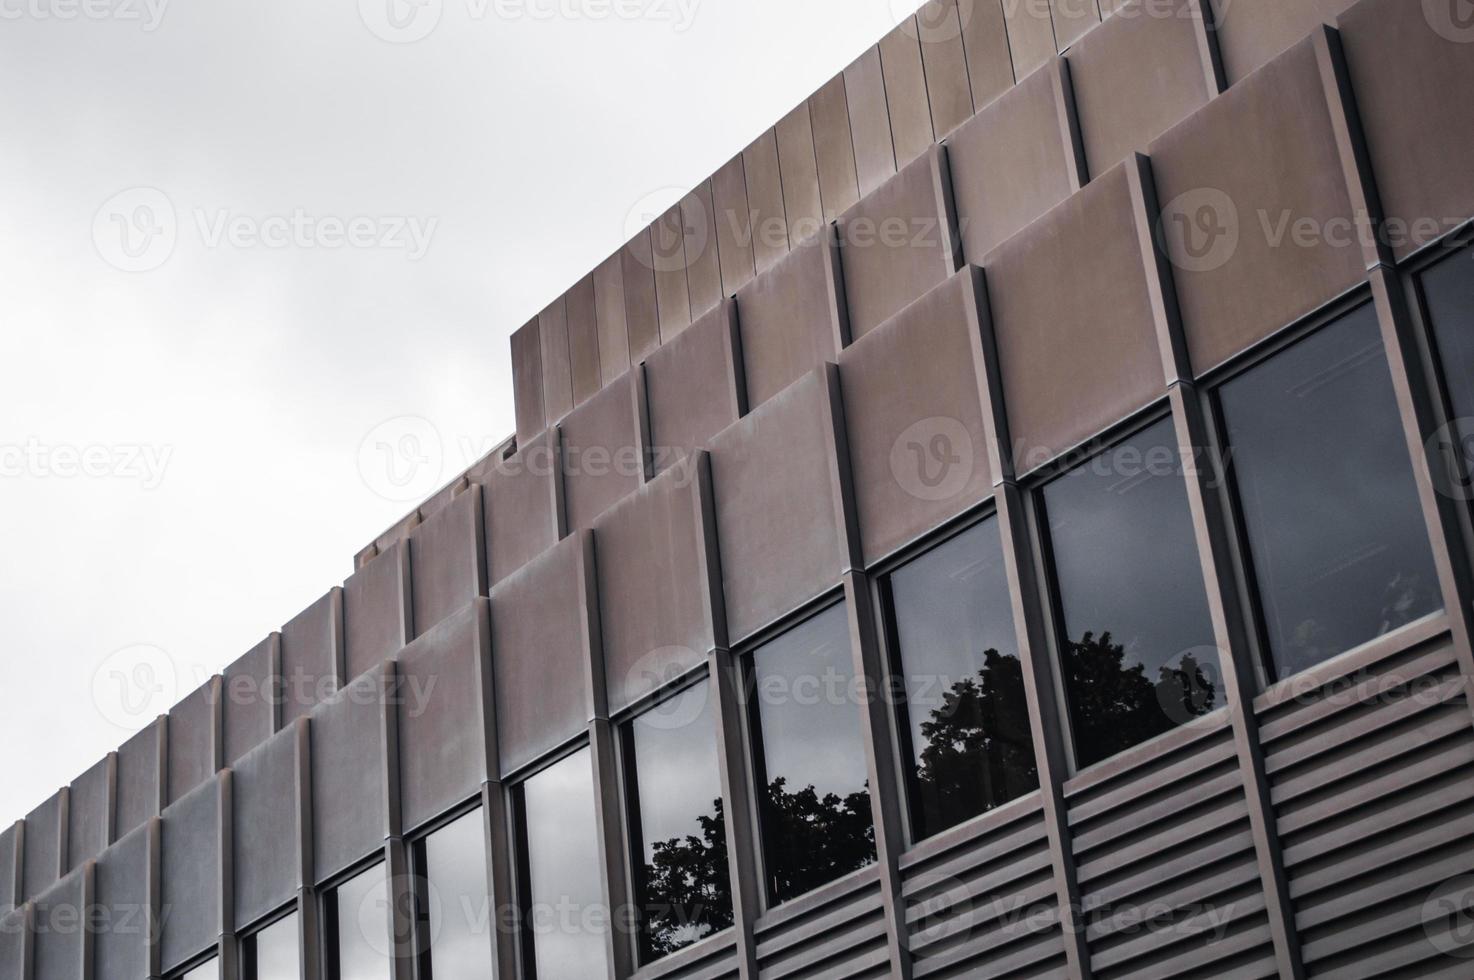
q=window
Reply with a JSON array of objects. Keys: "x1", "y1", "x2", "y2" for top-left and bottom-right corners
[
  {"x1": 882, "y1": 519, "x2": 1038, "y2": 840},
  {"x1": 413, "y1": 810, "x2": 493, "y2": 979},
  {"x1": 514, "y1": 747, "x2": 609, "y2": 979},
  {"x1": 242, "y1": 912, "x2": 298, "y2": 980},
  {"x1": 1218, "y1": 306, "x2": 1441, "y2": 682},
  {"x1": 1041, "y1": 417, "x2": 1222, "y2": 770},
  {"x1": 181, "y1": 959, "x2": 219, "y2": 980},
  {"x1": 747, "y1": 602, "x2": 876, "y2": 905},
  {"x1": 623, "y1": 677, "x2": 731, "y2": 963},
  {"x1": 1421, "y1": 245, "x2": 1474, "y2": 493},
  {"x1": 324, "y1": 862, "x2": 391, "y2": 980}
]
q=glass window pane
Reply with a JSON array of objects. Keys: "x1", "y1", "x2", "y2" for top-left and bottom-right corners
[
  {"x1": 520, "y1": 747, "x2": 609, "y2": 980},
  {"x1": 749, "y1": 602, "x2": 876, "y2": 904},
  {"x1": 1423, "y1": 245, "x2": 1474, "y2": 423},
  {"x1": 626, "y1": 678, "x2": 731, "y2": 962},
  {"x1": 422, "y1": 810, "x2": 492, "y2": 979},
  {"x1": 249, "y1": 913, "x2": 298, "y2": 980},
  {"x1": 334, "y1": 862, "x2": 391, "y2": 980},
  {"x1": 182, "y1": 958, "x2": 219, "y2": 980},
  {"x1": 1219, "y1": 306, "x2": 1441, "y2": 680},
  {"x1": 887, "y1": 520, "x2": 1038, "y2": 839},
  {"x1": 1043, "y1": 417, "x2": 1222, "y2": 770}
]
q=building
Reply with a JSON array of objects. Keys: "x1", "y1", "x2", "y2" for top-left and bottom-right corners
[{"x1": 5, "y1": 0, "x2": 1474, "y2": 977}]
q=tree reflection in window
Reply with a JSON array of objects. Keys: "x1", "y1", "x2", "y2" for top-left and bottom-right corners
[
  {"x1": 747, "y1": 602, "x2": 877, "y2": 905},
  {"x1": 883, "y1": 520, "x2": 1038, "y2": 840},
  {"x1": 1042, "y1": 418, "x2": 1223, "y2": 769}
]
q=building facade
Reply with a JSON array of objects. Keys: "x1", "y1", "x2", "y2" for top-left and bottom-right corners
[{"x1": 6, "y1": 0, "x2": 1474, "y2": 977}]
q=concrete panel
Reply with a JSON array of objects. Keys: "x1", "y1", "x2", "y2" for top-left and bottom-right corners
[
  {"x1": 1209, "y1": 0, "x2": 1357, "y2": 83},
  {"x1": 511, "y1": 318, "x2": 545, "y2": 446},
  {"x1": 0, "y1": 909, "x2": 23, "y2": 980},
  {"x1": 470, "y1": 429, "x2": 561, "y2": 587},
  {"x1": 566, "y1": 273, "x2": 602, "y2": 404},
  {"x1": 947, "y1": 61, "x2": 1074, "y2": 262},
  {"x1": 1339, "y1": 0, "x2": 1474, "y2": 258},
  {"x1": 396, "y1": 601, "x2": 491, "y2": 830},
  {"x1": 115, "y1": 721, "x2": 163, "y2": 840},
  {"x1": 838, "y1": 271, "x2": 996, "y2": 565},
  {"x1": 917, "y1": 0, "x2": 976, "y2": 138},
  {"x1": 233, "y1": 727, "x2": 300, "y2": 929},
  {"x1": 168, "y1": 678, "x2": 220, "y2": 806},
  {"x1": 622, "y1": 229, "x2": 662, "y2": 361},
  {"x1": 1066, "y1": 0, "x2": 1213, "y2": 178},
  {"x1": 681, "y1": 180, "x2": 724, "y2": 319},
  {"x1": 1051, "y1": 0, "x2": 1101, "y2": 49},
  {"x1": 223, "y1": 635, "x2": 278, "y2": 767},
  {"x1": 592, "y1": 469, "x2": 712, "y2": 713},
  {"x1": 744, "y1": 128, "x2": 789, "y2": 274},
  {"x1": 712, "y1": 153, "x2": 756, "y2": 296},
  {"x1": 66, "y1": 756, "x2": 112, "y2": 871},
  {"x1": 23, "y1": 792, "x2": 63, "y2": 901},
  {"x1": 161, "y1": 778, "x2": 219, "y2": 972},
  {"x1": 709, "y1": 369, "x2": 847, "y2": 642},
  {"x1": 408, "y1": 486, "x2": 485, "y2": 638},
  {"x1": 559, "y1": 372, "x2": 643, "y2": 531},
  {"x1": 1005, "y1": 0, "x2": 1062, "y2": 77},
  {"x1": 736, "y1": 230, "x2": 847, "y2": 409},
  {"x1": 809, "y1": 73, "x2": 862, "y2": 221},
  {"x1": 838, "y1": 145, "x2": 957, "y2": 338},
  {"x1": 986, "y1": 164, "x2": 1164, "y2": 467},
  {"x1": 1148, "y1": 38, "x2": 1364, "y2": 373},
  {"x1": 280, "y1": 589, "x2": 343, "y2": 726},
  {"x1": 311, "y1": 667, "x2": 390, "y2": 883},
  {"x1": 776, "y1": 103, "x2": 825, "y2": 248},
  {"x1": 959, "y1": 0, "x2": 1016, "y2": 108},
  {"x1": 652, "y1": 203, "x2": 693, "y2": 339},
  {"x1": 33, "y1": 871, "x2": 85, "y2": 980},
  {"x1": 844, "y1": 46, "x2": 898, "y2": 196},
  {"x1": 490, "y1": 535, "x2": 593, "y2": 775},
  {"x1": 538, "y1": 296, "x2": 574, "y2": 424},
  {"x1": 593, "y1": 252, "x2": 632, "y2": 385},
  {"x1": 881, "y1": 18, "x2": 935, "y2": 168},
  {"x1": 643, "y1": 299, "x2": 744, "y2": 476},
  {"x1": 343, "y1": 541, "x2": 411, "y2": 682},
  {"x1": 95, "y1": 824, "x2": 150, "y2": 980}
]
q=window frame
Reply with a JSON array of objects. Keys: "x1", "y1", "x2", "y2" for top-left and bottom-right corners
[
  {"x1": 1200, "y1": 287, "x2": 1444, "y2": 687},
  {"x1": 504, "y1": 735, "x2": 599, "y2": 980},
  {"x1": 405, "y1": 798, "x2": 492, "y2": 980},
  {"x1": 319, "y1": 854, "x2": 391, "y2": 980},
  {"x1": 238, "y1": 903, "x2": 300, "y2": 980},
  {"x1": 869, "y1": 505, "x2": 1032, "y2": 846},
  {"x1": 612, "y1": 662, "x2": 724, "y2": 967}
]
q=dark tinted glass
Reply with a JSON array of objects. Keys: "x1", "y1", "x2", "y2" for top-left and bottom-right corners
[
  {"x1": 1422, "y1": 246, "x2": 1474, "y2": 501},
  {"x1": 519, "y1": 748, "x2": 609, "y2": 979},
  {"x1": 625, "y1": 679, "x2": 731, "y2": 962},
  {"x1": 1219, "y1": 305, "x2": 1441, "y2": 681},
  {"x1": 1043, "y1": 418, "x2": 1222, "y2": 770},
  {"x1": 244, "y1": 913, "x2": 298, "y2": 980},
  {"x1": 886, "y1": 520, "x2": 1038, "y2": 839},
  {"x1": 748, "y1": 602, "x2": 875, "y2": 904},
  {"x1": 330, "y1": 862, "x2": 390, "y2": 980},
  {"x1": 420, "y1": 810, "x2": 492, "y2": 978}
]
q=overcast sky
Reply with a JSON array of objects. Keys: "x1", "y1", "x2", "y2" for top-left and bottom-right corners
[{"x1": 0, "y1": 0, "x2": 923, "y2": 823}]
